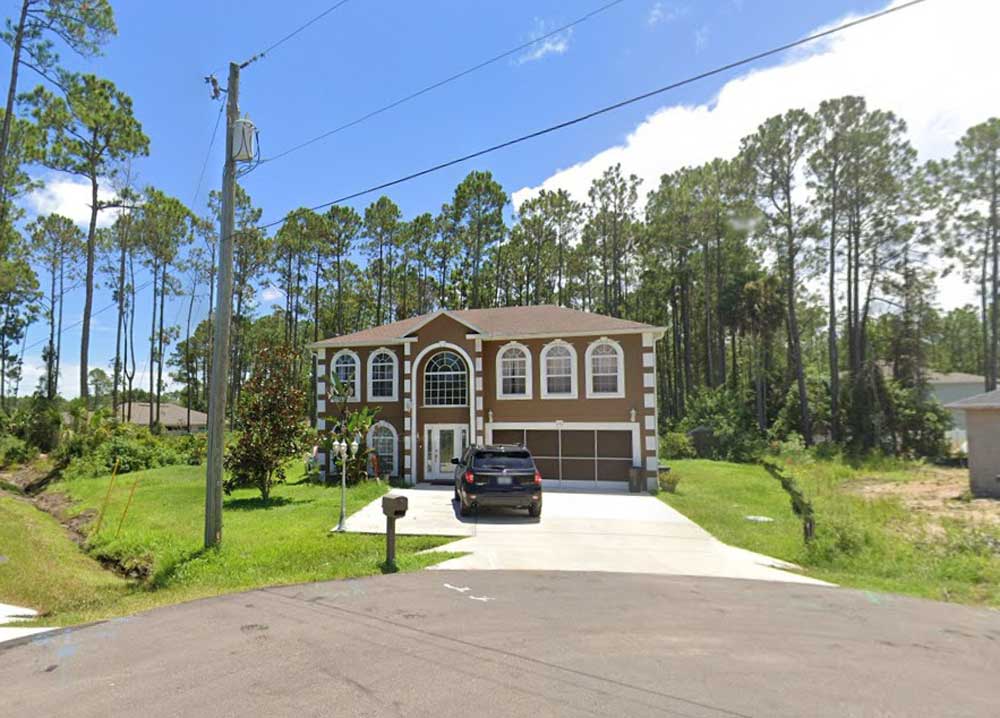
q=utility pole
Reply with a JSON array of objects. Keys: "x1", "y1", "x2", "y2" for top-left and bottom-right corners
[{"x1": 204, "y1": 62, "x2": 239, "y2": 548}]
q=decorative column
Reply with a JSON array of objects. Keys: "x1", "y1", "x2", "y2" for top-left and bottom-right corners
[
  {"x1": 641, "y1": 332, "x2": 659, "y2": 491},
  {"x1": 474, "y1": 339, "x2": 484, "y2": 445},
  {"x1": 402, "y1": 342, "x2": 413, "y2": 484},
  {"x1": 315, "y1": 348, "x2": 328, "y2": 482}
]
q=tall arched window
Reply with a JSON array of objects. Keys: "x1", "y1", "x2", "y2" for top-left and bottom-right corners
[
  {"x1": 331, "y1": 349, "x2": 360, "y2": 401},
  {"x1": 367, "y1": 421, "x2": 398, "y2": 477},
  {"x1": 367, "y1": 349, "x2": 398, "y2": 401},
  {"x1": 496, "y1": 342, "x2": 532, "y2": 399},
  {"x1": 424, "y1": 351, "x2": 467, "y2": 406},
  {"x1": 540, "y1": 341, "x2": 577, "y2": 399},
  {"x1": 585, "y1": 339, "x2": 624, "y2": 398}
]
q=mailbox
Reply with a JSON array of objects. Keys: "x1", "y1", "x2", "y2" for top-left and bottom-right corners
[{"x1": 382, "y1": 493, "x2": 408, "y2": 518}]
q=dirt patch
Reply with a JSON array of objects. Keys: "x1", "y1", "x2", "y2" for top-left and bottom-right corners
[
  {"x1": 0, "y1": 462, "x2": 56, "y2": 495},
  {"x1": 31, "y1": 490, "x2": 96, "y2": 545},
  {"x1": 851, "y1": 467, "x2": 1000, "y2": 528}
]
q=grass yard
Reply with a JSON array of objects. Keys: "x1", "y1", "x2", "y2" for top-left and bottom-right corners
[
  {"x1": 661, "y1": 459, "x2": 1000, "y2": 606},
  {"x1": 1, "y1": 464, "x2": 457, "y2": 626}
]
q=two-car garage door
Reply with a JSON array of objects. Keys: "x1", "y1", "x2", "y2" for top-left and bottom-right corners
[{"x1": 491, "y1": 427, "x2": 635, "y2": 483}]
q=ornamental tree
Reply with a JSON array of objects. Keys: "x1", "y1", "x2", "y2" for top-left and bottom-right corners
[{"x1": 223, "y1": 343, "x2": 309, "y2": 502}]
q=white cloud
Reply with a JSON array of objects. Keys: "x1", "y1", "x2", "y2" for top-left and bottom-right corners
[
  {"x1": 648, "y1": 2, "x2": 683, "y2": 26},
  {"x1": 24, "y1": 175, "x2": 118, "y2": 228},
  {"x1": 694, "y1": 24, "x2": 709, "y2": 52},
  {"x1": 261, "y1": 286, "x2": 283, "y2": 303},
  {"x1": 516, "y1": 20, "x2": 572, "y2": 65},
  {"x1": 511, "y1": 0, "x2": 1000, "y2": 310}
]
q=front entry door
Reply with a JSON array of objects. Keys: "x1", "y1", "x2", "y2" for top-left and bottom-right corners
[{"x1": 425, "y1": 424, "x2": 469, "y2": 481}]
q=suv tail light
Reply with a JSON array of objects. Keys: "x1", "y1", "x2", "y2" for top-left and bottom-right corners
[
  {"x1": 464, "y1": 470, "x2": 475, "y2": 484},
  {"x1": 533, "y1": 470, "x2": 543, "y2": 485}
]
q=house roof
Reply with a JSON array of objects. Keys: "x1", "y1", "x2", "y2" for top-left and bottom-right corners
[
  {"x1": 927, "y1": 371, "x2": 986, "y2": 385},
  {"x1": 944, "y1": 389, "x2": 1000, "y2": 411},
  {"x1": 122, "y1": 402, "x2": 208, "y2": 428},
  {"x1": 309, "y1": 306, "x2": 664, "y2": 348}
]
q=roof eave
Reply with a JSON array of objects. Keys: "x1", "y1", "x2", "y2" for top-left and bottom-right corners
[{"x1": 466, "y1": 326, "x2": 667, "y2": 341}]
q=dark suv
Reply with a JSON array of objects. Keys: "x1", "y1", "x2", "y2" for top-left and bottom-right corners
[{"x1": 452, "y1": 444, "x2": 542, "y2": 518}]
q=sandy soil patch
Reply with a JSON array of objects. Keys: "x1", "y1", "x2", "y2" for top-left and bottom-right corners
[{"x1": 852, "y1": 467, "x2": 1000, "y2": 528}]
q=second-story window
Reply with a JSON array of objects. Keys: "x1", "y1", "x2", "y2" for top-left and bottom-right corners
[
  {"x1": 424, "y1": 351, "x2": 467, "y2": 406},
  {"x1": 368, "y1": 349, "x2": 397, "y2": 401},
  {"x1": 497, "y1": 343, "x2": 532, "y2": 399},
  {"x1": 332, "y1": 350, "x2": 360, "y2": 401},
  {"x1": 586, "y1": 339, "x2": 624, "y2": 398}
]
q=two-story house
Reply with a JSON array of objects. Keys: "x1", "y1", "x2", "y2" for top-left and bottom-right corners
[{"x1": 309, "y1": 305, "x2": 665, "y2": 491}]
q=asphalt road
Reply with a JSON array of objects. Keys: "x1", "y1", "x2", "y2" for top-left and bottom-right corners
[{"x1": 3, "y1": 571, "x2": 999, "y2": 717}]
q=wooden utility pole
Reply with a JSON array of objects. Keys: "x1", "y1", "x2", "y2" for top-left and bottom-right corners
[{"x1": 204, "y1": 62, "x2": 239, "y2": 548}]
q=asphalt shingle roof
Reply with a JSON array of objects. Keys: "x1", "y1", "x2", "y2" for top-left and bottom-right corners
[
  {"x1": 944, "y1": 389, "x2": 1000, "y2": 410},
  {"x1": 310, "y1": 305, "x2": 660, "y2": 348}
]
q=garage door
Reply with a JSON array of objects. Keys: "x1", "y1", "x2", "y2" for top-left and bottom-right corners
[{"x1": 491, "y1": 428, "x2": 634, "y2": 483}]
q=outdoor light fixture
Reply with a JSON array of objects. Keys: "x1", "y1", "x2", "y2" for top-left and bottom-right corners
[{"x1": 331, "y1": 437, "x2": 360, "y2": 533}]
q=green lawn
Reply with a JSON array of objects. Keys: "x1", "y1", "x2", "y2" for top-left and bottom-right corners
[
  {"x1": 1, "y1": 465, "x2": 457, "y2": 626},
  {"x1": 0, "y1": 494, "x2": 130, "y2": 620},
  {"x1": 660, "y1": 459, "x2": 1000, "y2": 606}
]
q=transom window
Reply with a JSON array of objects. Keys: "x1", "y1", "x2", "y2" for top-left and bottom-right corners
[
  {"x1": 367, "y1": 422, "x2": 397, "y2": 477},
  {"x1": 331, "y1": 350, "x2": 360, "y2": 401},
  {"x1": 497, "y1": 344, "x2": 531, "y2": 398},
  {"x1": 542, "y1": 344, "x2": 575, "y2": 397},
  {"x1": 586, "y1": 339, "x2": 624, "y2": 398},
  {"x1": 368, "y1": 349, "x2": 397, "y2": 401},
  {"x1": 424, "y1": 351, "x2": 467, "y2": 406}
]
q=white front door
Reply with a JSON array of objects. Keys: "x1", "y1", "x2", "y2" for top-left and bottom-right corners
[{"x1": 424, "y1": 424, "x2": 469, "y2": 481}]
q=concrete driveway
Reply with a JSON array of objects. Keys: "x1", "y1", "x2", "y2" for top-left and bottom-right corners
[{"x1": 345, "y1": 486, "x2": 827, "y2": 584}]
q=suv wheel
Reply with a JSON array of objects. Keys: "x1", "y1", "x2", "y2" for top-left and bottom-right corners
[{"x1": 528, "y1": 503, "x2": 541, "y2": 518}]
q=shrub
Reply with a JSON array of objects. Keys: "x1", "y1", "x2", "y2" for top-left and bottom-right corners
[
  {"x1": 679, "y1": 387, "x2": 765, "y2": 462},
  {"x1": 0, "y1": 435, "x2": 36, "y2": 467},
  {"x1": 659, "y1": 432, "x2": 695, "y2": 460},
  {"x1": 10, "y1": 395, "x2": 62, "y2": 452},
  {"x1": 224, "y1": 344, "x2": 309, "y2": 501},
  {"x1": 173, "y1": 432, "x2": 208, "y2": 465}
]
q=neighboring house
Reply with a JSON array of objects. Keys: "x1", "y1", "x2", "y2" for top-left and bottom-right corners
[
  {"x1": 945, "y1": 390, "x2": 1000, "y2": 499},
  {"x1": 928, "y1": 371, "x2": 987, "y2": 431},
  {"x1": 119, "y1": 402, "x2": 208, "y2": 433},
  {"x1": 309, "y1": 306, "x2": 666, "y2": 491}
]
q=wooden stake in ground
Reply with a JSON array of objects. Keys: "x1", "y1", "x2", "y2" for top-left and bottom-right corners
[
  {"x1": 115, "y1": 473, "x2": 141, "y2": 539},
  {"x1": 91, "y1": 458, "x2": 121, "y2": 538}
]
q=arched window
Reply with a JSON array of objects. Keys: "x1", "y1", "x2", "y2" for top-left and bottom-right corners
[
  {"x1": 367, "y1": 421, "x2": 398, "y2": 477},
  {"x1": 367, "y1": 349, "x2": 398, "y2": 401},
  {"x1": 585, "y1": 339, "x2": 624, "y2": 398},
  {"x1": 496, "y1": 343, "x2": 532, "y2": 399},
  {"x1": 424, "y1": 351, "x2": 467, "y2": 406},
  {"x1": 540, "y1": 341, "x2": 577, "y2": 399},
  {"x1": 331, "y1": 349, "x2": 360, "y2": 401}
]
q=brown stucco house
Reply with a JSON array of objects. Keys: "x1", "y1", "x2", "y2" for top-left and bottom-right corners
[
  {"x1": 308, "y1": 306, "x2": 665, "y2": 491},
  {"x1": 946, "y1": 389, "x2": 1000, "y2": 498}
]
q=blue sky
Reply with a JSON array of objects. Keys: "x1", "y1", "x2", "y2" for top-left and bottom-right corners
[{"x1": 11, "y1": 0, "x2": 999, "y2": 397}]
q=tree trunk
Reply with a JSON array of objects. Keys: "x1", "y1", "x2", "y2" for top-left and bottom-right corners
[
  {"x1": 80, "y1": 169, "x2": 100, "y2": 400},
  {"x1": 149, "y1": 262, "x2": 158, "y2": 427},
  {"x1": 0, "y1": 1, "x2": 29, "y2": 229},
  {"x1": 828, "y1": 176, "x2": 841, "y2": 442}
]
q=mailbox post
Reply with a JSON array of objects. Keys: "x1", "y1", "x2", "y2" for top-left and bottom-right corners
[{"x1": 381, "y1": 493, "x2": 408, "y2": 571}]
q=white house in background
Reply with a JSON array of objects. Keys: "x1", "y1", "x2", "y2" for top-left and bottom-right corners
[
  {"x1": 928, "y1": 371, "x2": 987, "y2": 431},
  {"x1": 945, "y1": 390, "x2": 1000, "y2": 499}
]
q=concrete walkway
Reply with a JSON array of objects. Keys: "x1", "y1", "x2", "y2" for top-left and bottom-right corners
[
  {"x1": 0, "y1": 603, "x2": 53, "y2": 646},
  {"x1": 345, "y1": 486, "x2": 828, "y2": 585}
]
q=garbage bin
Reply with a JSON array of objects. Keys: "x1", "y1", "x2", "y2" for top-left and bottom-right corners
[{"x1": 628, "y1": 466, "x2": 644, "y2": 493}]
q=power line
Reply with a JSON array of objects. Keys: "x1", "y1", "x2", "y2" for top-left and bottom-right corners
[
  {"x1": 261, "y1": 0, "x2": 628, "y2": 165},
  {"x1": 241, "y1": 0, "x2": 353, "y2": 68},
  {"x1": 23, "y1": 279, "x2": 155, "y2": 353},
  {"x1": 257, "y1": 0, "x2": 929, "y2": 230},
  {"x1": 192, "y1": 102, "x2": 225, "y2": 208}
]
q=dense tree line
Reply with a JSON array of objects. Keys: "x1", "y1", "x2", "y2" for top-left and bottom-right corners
[{"x1": 0, "y1": 5, "x2": 993, "y2": 456}]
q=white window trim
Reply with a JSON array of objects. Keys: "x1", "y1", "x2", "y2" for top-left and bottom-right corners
[
  {"x1": 330, "y1": 348, "x2": 361, "y2": 403},
  {"x1": 495, "y1": 341, "x2": 533, "y2": 400},
  {"x1": 585, "y1": 337, "x2": 625, "y2": 399},
  {"x1": 423, "y1": 350, "x2": 469, "y2": 408},
  {"x1": 366, "y1": 347, "x2": 399, "y2": 402},
  {"x1": 540, "y1": 340, "x2": 578, "y2": 400},
  {"x1": 366, "y1": 420, "x2": 398, "y2": 477}
]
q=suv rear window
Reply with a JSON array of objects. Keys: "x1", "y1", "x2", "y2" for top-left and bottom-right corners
[{"x1": 472, "y1": 451, "x2": 534, "y2": 470}]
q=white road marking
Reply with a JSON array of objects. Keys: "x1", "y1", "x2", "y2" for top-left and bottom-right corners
[
  {"x1": 443, "y1": 583, "x2": 471, "y2": 593},
  {"x1": 468, "y1": 595, "x2": 494, "y2": 602}
]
